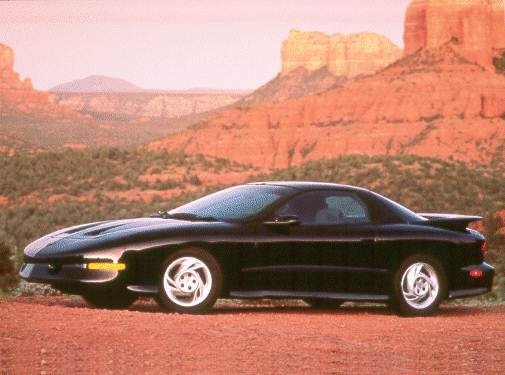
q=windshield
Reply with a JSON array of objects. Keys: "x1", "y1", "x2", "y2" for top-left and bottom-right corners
[{"x1": 168, "y1": 185, "x2": 292, "y2": 221}]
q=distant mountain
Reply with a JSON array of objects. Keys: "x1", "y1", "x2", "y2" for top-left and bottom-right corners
[{"x1": 50, "y1": 75, "x2": 144, "y2": 93}]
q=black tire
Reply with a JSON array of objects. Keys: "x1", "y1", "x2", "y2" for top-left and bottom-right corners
[
  {"x1": 157, "y1": 248, "x2": 222, "y2": 314},
  {"x1": 391, "y1": 254, "x2": 446, "y2": 317},
  {"x1": 82, "y1": 287, "x2": 137, "y2": 309},
  {"x1": 304, "y1": 298, "x2": 343, "y2": 309}
]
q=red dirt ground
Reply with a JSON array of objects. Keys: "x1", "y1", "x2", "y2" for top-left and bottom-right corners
[{"x1": 1, "y1": 296, "x2": 504, "y2": 374}]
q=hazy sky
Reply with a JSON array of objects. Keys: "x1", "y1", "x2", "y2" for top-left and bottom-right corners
[{"x1": 0, "y1": 0, "x2": 411, "y2": 90}]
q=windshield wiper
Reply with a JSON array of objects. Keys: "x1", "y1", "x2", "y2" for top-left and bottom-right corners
[{"x1": 151, "y1": 211, "x2": 219, "y2": 222}]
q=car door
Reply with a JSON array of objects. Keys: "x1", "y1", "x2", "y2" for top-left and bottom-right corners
[{"x1": 242, "y1": 190, "x2": 378, "y2": 297}]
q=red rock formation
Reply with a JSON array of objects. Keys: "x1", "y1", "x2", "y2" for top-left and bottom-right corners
[
  {"x1": 240, "y1": 67, "x2": 347, "y2": 106},
  {"x1": 0, "y1": 43, "x2": 74, "y2": 117},
  {"x1": 404, "y1": 0, "x2": 505, "y2": 67},
  {"x1": 281, "y1": 30, "x2": 402, "y2": 78},
  {"x1": 241, "y1": 31, "x2": 401, "y2": 105},
  {"x1": 0, "y1": 44, "x2": 14, "y2": 71},
  {"x1": 148, "y1": 43, "x2": 505, "y2": 169},
  {"x1": 148, "y1": 2, "x2": 505, "y2": 168}
]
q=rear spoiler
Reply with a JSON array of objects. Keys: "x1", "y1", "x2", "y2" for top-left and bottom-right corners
[{"x1": 417, "y1": 213, "x2": 482, "y2": 232}]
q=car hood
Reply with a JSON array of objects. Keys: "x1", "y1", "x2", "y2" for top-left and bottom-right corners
[
  {"x1": 52, "y1": 218, "x2": 170, "y2": 238},
  {"x1": 24, "y1": 217, "x2": 211, "y2": 258}
]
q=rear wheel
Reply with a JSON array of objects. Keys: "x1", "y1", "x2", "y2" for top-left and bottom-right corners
[
  {"x1": 392, "y1": 254, "x2": 446, "y2": 316},
  {"x1": 82, "y1": 287, "x2": 137, "y2": 309},
  {"x1": 157, "y1": 248, "x2": 222, "y2": 313},
  {"x1": 304, "y1": 298, "x2": 343, "y2": 309}
]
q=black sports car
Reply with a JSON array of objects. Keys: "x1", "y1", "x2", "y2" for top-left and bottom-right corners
[{"x1": 20, "y1": 182, "x2": 494, "y2": 316}]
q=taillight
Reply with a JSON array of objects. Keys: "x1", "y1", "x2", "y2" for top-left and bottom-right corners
[
  {"x1": 481, "y1": 241, "x2": 488, "y2": 257},
  {"x1": 469, "y1": 269, "x2": 483, "y2": 278}
]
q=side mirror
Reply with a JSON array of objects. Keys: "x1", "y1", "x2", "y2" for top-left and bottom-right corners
[{"x1": 264, "y1": 215, "x2": 300, "y2": 227}]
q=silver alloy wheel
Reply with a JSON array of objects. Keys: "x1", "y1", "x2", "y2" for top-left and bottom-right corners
[
  {"x1": 400, "y1": 262, "x2": 439, "y2": 310},
  {"x1": 163, "y1": 256, "x2": 213, "y2": 307}
]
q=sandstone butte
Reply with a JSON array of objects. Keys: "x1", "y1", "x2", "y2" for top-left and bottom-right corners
[
  {"x1": 281, "y1": 30, "x2": 402, "y2": 78},
  {"x1": 0, "y1": 43, "x2": 74, "y2": 118},
  {"x1": 404, "y1": 0, "x2": 505, "y2": 67},
  {"x1": 241, "y1": 31, "x2": 402, "y2": 105},
  {"x1": 148, "y1": 42, "x2": 505, "y2": 169},
  {"x1": 148, "y1": 0, "x2": 505, "y2": 169}
]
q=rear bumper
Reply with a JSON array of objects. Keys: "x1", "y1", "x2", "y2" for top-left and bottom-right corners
[
  {"x1": 448, "y1": 262, "x2": 494, "y2": 299},
  {"x1": 19, "y1": 262, "x2": 119, "y2": 285}
]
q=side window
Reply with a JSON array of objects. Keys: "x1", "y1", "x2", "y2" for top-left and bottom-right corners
[{"x1": 276, "y1": 191, "x2": 370, "y2": 225}]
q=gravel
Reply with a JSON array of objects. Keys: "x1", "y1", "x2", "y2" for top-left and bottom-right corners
[{"x1": 1, "y1": 296, "x2": 504, "y2": 374}]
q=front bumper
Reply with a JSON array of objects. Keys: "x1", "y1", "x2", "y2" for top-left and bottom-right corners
[
  {"x1": 448, "y1": 262, "x2": 495, "y2": 299},
  {"x1": 19, "y1": 262, "x2": 119, "y2": 284}
]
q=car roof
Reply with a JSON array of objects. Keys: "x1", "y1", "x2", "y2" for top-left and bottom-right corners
[{"x1": 248, "y1": 181, "x2": 369, "y2": 192}]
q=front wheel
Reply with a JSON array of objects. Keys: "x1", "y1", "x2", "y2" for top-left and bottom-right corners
[
  {"x1": 392, "y1": 254, "x2": 446, "y2": 316},
  {"x1": 157, "y1": 248, "x2": 222, "y2": 313}
]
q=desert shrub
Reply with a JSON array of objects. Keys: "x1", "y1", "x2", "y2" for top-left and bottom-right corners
[
  {"x1": 494, "y1": 51, "x2": 505, "y2": 74},
  {"x1": 184, "y1": 174, "x2": 201, "y2": 186},
  {"x1": 485, "y1": 212, "x2": 505, "y2": 248},
  {"x1": 0, "y1": 240, "x2": 18, "y2": 293},
  {"x1": 10, "y1": 280, "x2": 60, "y2": 297}
]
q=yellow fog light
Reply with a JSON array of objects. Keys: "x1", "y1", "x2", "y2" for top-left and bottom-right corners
[{"x1": 87, "y1": 262, "x2": 126, "y2": 271}]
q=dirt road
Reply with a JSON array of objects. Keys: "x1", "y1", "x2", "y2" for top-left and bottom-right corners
[{"x1": 1, "y1": 297, "x2": 504, "y2": 374}]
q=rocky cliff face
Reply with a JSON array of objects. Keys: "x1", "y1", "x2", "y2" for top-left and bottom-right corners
[
  {"x1": 281, "y1": 30, "x2": 402, "y2": 78},
  {"x1": 239, "y1": 67, "x2": 347, "y2": 106},
  {"x1": 148, "y1": 43, "x2": 505, "y2": 169},
  {"x1": 50, "y1": 92, "x2": 244, "y2": 120},
  {"x1": 404, "y1": 0, "x2": 505, "y2": 67},
  {"x1": 0, "y1": 44, "x2": 73, "y2": 117},
  {"x1": 148, "y1": 1, "x2": 505, "y2": 168},
  {"x1": 0, "y1": 44, "x2": 14, "y2": 71}
]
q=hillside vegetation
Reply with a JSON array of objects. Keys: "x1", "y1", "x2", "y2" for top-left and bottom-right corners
[
  {"x1": 1, "y1": 152, "x2": 503, "y2": 248},
  {"x1": 257, "y1": 155, "x2": 505, "y2": 217},
  {"x1": 0, "y1": 148, "x2": 246, "y2": 201},
  {"x1": 0, "y1": 148, "x2": 250, "y2": 253},
  {"x1": 0, "y1": 114, "x2": 198, "y2": 152},
  {"x1": 0, "y1": 152, "x2": 503, "y2": 300}
]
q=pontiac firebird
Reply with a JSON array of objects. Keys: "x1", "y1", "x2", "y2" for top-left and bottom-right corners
[{"x1": 19, "y1": 182, "x2": 494, "y2": 316}]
